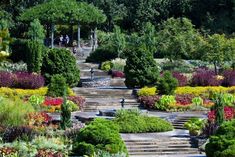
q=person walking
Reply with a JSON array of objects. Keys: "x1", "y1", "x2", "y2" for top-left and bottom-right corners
[
  {"x1": 59, "y1": 35, "x2": 63, "y2": 47},
  {"x1": 65, "y1": 35, "x2": 70, "y2": 47}
]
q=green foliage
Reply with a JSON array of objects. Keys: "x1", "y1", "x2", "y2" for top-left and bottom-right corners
[
  {"x1": 213, "y1": 93, "x2": 225, "y2": 126},
  {"x1": 206, "y1": 119, "x2": 235, "y2": 157},
  {"x1": 25, "y1": 40, "x2": 43, "y2": 73},
  {"x1": 9, "y1": 39, "x2": 28, "y2": 62},
  {"x1": 124, "y1": 48, "x2": 159, "y2": 88},
  {"x1": 73, "y1": 142, "x2": 95, "y2": 156},
  {"x1": 221, "y1": 93, "x2": 235, "y2": 107},
  {"x1": 47, "y1": 74, "x2": 68, "y2": 97},
  {"x1": 192, "y1": 97, "x2": 204, "y2": 106},
  {"x1": 0, "y1": 20, "x2": 12, "y2": 52},
  {"x1": 20, "y1": 0, "x2": 106, "y2": 25},
  {"x1": 184, "y1": 118, "x2": 206, "y2": 136},
  {"x1": 137, "y1": 87, "x2": 157, "y2": 96},
  {"x1": 114, "y1": 109, "x2": 173, "y2": 133},
  {"x1": 27, "y1": 19, "x2": 45, "y2": 43},
  {"x1": 157, "y1": 71, "x2": 178, "y2": 95},
  {"x1": 74, "y1": 118, "x2": 127, "y2": 155},
  {"x1": 202, "y1": 34, "x2": 235, "y2": 74},
  {"x1": 0, "y1": 61, "x2": 27, "y2": 72},
  {"x1": 41, "y1": 48, "x2": 80, "y2": 87},
  {"x1": 60, "y1": 92, "x2": 72, "y2": 130},
  {"x1": 155, "y1": 95, "x2": 176, "y2": 111},
  {"x1": 157, "y1": 17, "x2": 204, "y2": 61},
  {"x1": 28, "y1": 95, "x2": 45, "y2": 111},
  {"x1": 111, "y1": 25, "x2": 126, "y2": 57},
  {"x1": 0, "y1": 96, "x2": 34, "y2": 127},
  {"x1": 86, "y1": 46, "x2": 118, "y2": 63},
  {"x1": 101, "y1": 61, "x2": 113, "y2": 72}
]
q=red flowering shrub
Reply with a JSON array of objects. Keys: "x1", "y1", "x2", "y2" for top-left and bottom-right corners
[
  {"x1": 36, "y1": 149, "x2": 63, "y2": 157},
  {"x1": 43, "y1": 97, "x2": 63, "y2": 106},
  {"x1": 222, "y1": 70, "x2": 235, "y2": 86},
  {"x1": 0, "y1": 147, "x2": 17, "y2": 156},
  {"x1": 208, "y1": 106, "x2": 234, "y2": 122},
  {"x1": 172, "y1": 72, "x2": 188, "y2": 86},
  {"x1": 175, "y1": 94, "x2": 194, "y2": 106},
  {"x1": 138, "y1": 95, "x2": 161, "y2": 109},
  {"x1": 191, "y1": 68, "x2": 222, "y2": 86},
  {"x1": 112, "y1": 70, "x2": 125, "y2": 78}
]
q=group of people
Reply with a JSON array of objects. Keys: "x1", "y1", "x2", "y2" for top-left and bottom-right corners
[{"x1": 59, "y1": 34, "x2": 70, "y2": 47}]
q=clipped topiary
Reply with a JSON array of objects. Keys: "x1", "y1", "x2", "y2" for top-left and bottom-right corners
[
  {"x1": 157, "y1": 71, "x2": 178, "y2": 95},
  {"x1": 25, "y1": 40, "x2": 43, "y2": 73},
  {"x1": 124, "y1": 48, "x2": 159, "y2": 88},
  {"x1": 47, "y1": 74, "x2": 68, "y2": 97},
  {"x1": 41, "y1": 48, "x2": 80, "y2": 87}
]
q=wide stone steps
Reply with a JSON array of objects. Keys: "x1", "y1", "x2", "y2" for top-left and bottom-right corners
[
  {"x1": 80, "y1": 69, "x2": 109, "y2": 77},
  {"x1": 77, "y1": 61, "x2": 99, "y2": 69},
  {"x1": 124, "y1": 139, "x2": 200, "y2": 156}
]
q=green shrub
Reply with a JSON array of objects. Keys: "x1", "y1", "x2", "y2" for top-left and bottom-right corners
[
  {"x1": 205, "y1": 119, "x2": 235, "y2": 157},
  {"x1": 41, "y1": 48, "x2": 80, "y2": 87},
  {"x1": 9, "y1": 38, "x2": 28, "y2": 62},
  {"x1": 101, "y1": 61, "x2": 113, "y2": 72},
  {"x1": 27, "y1": 19, "x2": 45, "y2": 44},
  {"x1": 25, "y1": 40, "x2": 43, "y2": 73},
  {"x1": 155, "y1": 95, "x2": 176, "y2": 111},
  {"x1": 47, "y1": 75, "x2": 68, "y2": 97},
  {"x1": 114, "y1": 109, "x2": 173, "y2": 133},
  {"x1": 124, "y1": 48, "x2": 159, "y2": 88},
  {"x1": 0, "y1": 97, "x2": 35, "y2": 126},
  {"x1": 73, "y1": 142, "x2": 95, "y2": 156},
  {"x1": 74, "y1": 118, "x2": 127, "y2": 156},
  {"x1": 60, "y1": 95, "x2": 72, "y2": 130},
  {"x1": 184, "y1": 118, "x2": 206, "y2": 136},
  {"x1": 137, "y1": 87, "x2": 157, "y2": 96},
  {"x1": 157, "y1": 71, "x2": 178, "y2": 95},
  {"x1": 86, "y1": 46, "x2": 118, "y2": 63}
]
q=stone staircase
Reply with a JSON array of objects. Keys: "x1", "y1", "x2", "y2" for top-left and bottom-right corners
[
  {"x1": 172, "y1": 116, "x2": 199, "y2": 129},
  {"x1": 124, "y1": 138, "x2": 200, "y2": 156},
  {"x1": 73, "y1": 87, "x2": 140, "y2": 112}
]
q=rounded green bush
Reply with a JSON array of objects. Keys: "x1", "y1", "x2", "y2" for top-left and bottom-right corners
[
  {"x1": 157, "y1": 71, "x2": 178, "y2": 95},
  {"x1": 47, "y1": 74, "x2": 68, "y2": 97},
  {"x1": 73, "y1": 142, "x2": 95, "y2": 156},
  {"x1": 41, "y1": 48, "x2": 80, "y2": 87}
]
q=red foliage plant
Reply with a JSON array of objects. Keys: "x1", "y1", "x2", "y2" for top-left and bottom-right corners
[{"x1": 208, "y1": 106, "x2": 234, "y2": 122}]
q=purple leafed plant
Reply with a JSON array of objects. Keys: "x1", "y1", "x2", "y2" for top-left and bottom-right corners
[
  {"x1": 172, "y1": 71, "x2": 188, "y2": 86},
  {"x1": 0, "y1": 71, "x2": 45, "y2": 89},
  {"x1": 191, "y1": 68, "x2": 222, "y2": 86},
  {"x1": 222, "y1": 70, "x2": 235, "y2": 86}
]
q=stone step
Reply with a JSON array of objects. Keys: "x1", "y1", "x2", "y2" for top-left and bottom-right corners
[
  {"x1": 127, "y1": 144, "x2": 192, "y2": 148},
  {"x1": 128, "y1": 150, "x2": 200, "y2": 156},
  {"x1": 73, "y1": 88, "x2": 135, "y2": 97},
  {"x1": 125, "y1": 140, "x2": 191, "y2": 145},
  {"x1": 80, "y1": 95, "x2": 134, "y2": 99},
  {"x1": 110, "y1": 78, "x2": 125, "y2": 87},
  {"x1": 128, "y1": 147, "x2": 198, "y2": 152},
  {"x1": 77, "y1": 61, "x2": 99, "y2": 69}
]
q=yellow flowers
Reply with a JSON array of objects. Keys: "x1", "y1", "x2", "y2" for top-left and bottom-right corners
[
  {"x1": 0, "y1": 51, "x2": 10, "y2": 61},
  {"x1": 0, "y1": 87, "x2": 75, "y2": 98},
  {"x1": 175, "y1": 86, "x2": 235, "y2": 96},
  {"x1": 138, "y1": 87, "x2": 157, "y2": 96}
]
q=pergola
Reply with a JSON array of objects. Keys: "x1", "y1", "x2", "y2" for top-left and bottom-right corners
[{"x1": 20, "y1": 0, "x2": 106, "y2": 49}]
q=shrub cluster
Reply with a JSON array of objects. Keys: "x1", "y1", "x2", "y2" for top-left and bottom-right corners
[
  {"x1": 41, "y1": 48, "x2": 80, "y2": 87},
  {"x1": 86, "y1": 46, "x2": 118, "y2": 63},
  {"x1": 73, "y1": 118, "x2": 127, "y2": 156},
  {"x1": 114, "y1": 110, "x2": 173, "y2": 133},
  {"x1": 206, "y1": 120, "x2": 235, "y2": 157},
  {"x1": 158, "y1": 71, "x2": 178, "y2": 95},
  {"x1": 47, "y1": 74, "x2": 68, "y2": 97},
  {"x1": 0, "y1": 71, "x2": 45, "y2": 89}
]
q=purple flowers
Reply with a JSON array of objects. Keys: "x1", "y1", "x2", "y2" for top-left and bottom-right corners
[
  {"x1": 222, "y1": 70, "x2": 235, "y2": 86},
  {"x1": 172, "y1": 71, "x2": 188, "y2": 86},
  {"x1": 0, "y1": 71, "x2": 44, "y2": 89}
]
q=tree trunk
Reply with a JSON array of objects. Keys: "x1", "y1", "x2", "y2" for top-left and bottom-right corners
[
  {"x1": 77, "y1": 22, "x2": 81, "y2": 49},
  {"x1": 94, "y1": 27, "x2": 98, "y2": 50},
  {"x1": 214, "y1": 62, "x2": 218, "y2": 75},
  {"x1": 70, "y1": 25, "x2": 74, "y2": 46},
  {"x1": 51, "y1": 24, "x2": 54, "y2": 48}
]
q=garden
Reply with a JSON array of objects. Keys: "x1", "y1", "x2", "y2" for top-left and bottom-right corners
[{"x1": 1, "y1": 0, "x2": 235, "y2": 156}]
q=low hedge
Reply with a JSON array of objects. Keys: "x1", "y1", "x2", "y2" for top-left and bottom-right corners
[
  {"x1": 0, "y1": 87, "x2": 75, "y2": 98},
  {"x1": 114, "y1": 110, "x2": 173, "y2": 133}
]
